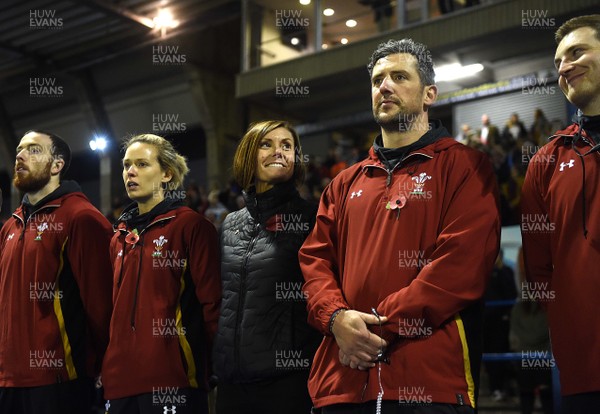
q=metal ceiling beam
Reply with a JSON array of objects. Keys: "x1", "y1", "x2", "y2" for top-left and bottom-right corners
[
  {"x1": 77, "y1": 0, "x2": 154, "y2": 29},
  {"x1": 0, "y1": 1, "x2": 241, "y2": 94},
  {"x1": 0, "y1": 40, "x2": 46, "y2": 62}
]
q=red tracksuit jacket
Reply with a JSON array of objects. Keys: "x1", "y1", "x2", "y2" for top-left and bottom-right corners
[
  {"x1": 102, "y1": 205, "x2": 221, "y2": 399},
  {"x1": 521, "y1": 122, "x2": 600, "y2": 396},
  {"x1": 0, "y1": 188, "x2": 112, "y2": 387},
  {"x1": 299, "y1": 137, "x2": 500, "y2": 408}
]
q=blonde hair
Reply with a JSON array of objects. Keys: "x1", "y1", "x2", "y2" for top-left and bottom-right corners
[
  {"x1": 232, "y1": 120, "x2": 306, "y2": 191},
  {"x1": 122, "y1": 134, "x2": 189, "y2": 190}
]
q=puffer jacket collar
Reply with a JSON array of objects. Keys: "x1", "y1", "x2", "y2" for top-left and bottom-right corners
[{"x1": 243, "y1": 181, "x2": 299, "y2": 223}]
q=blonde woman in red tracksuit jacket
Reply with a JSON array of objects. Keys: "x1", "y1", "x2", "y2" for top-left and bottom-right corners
[
  {"x1": 101, "y1": 134, "x2": 221, "y2": 414},
  {"x1": 300, "y1": 126, "x2": 501, "y2": 411}
]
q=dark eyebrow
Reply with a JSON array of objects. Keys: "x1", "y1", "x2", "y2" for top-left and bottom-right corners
[
  {"x1": 372, "y1": 69, "x2": 410, "y2": 80},
  {"x1": 123, "y1": 158, "x2": 150, "y2": 163},
  {"x1": 16, "y1": 143, "x2": 42, "y2": 152}
]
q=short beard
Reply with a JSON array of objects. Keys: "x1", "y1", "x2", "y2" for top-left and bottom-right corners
[
  {"x1": 374, "y1": 110, "x2": 423, "y2": 133},
  {"x1": 374, "y1": 113, "x2": 402, "y2": 132},
  {"x1": 13, "y1": 161, "x2": 52, "y2": 194}
]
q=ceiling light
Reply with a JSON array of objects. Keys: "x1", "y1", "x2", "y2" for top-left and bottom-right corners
[
  {"x1": 89, "y1": 137, "x2": 107, "y2": 151},
  {"x1": 153, "y1": 9, "x2": 179, "y2": 30},
  {"x1": 299, "y1": 0, "x2": 311, "y2": 4},
  {"x1": 346, "y1": 19, "x2": 357, "y2": 28},
  {"x1": 434, "y1": 63, "x2": 484, "y2": 82},
  {"x1": 323, "y1": 8, "x2": 334, "y2": 16},
  {"x1": 341, "y1": 38, "x2": 348, "y2": 44},
  {"x1": 290, "y1": 37, "x2": 300, "y2": 45}
]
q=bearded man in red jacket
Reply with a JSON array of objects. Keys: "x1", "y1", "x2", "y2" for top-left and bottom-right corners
[{"x1": 0, "y1": 130, "x2": 113, "y2": 414}]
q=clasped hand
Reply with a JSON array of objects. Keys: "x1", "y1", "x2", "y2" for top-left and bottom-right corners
[{"x1": 331, "y1": 309, "x2": 388, "y2": 370}]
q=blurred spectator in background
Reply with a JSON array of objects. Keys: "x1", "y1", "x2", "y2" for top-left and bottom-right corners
[
  {"x1": 511, "y1": 248, "x2": 553, "y2": 414},
  {"x1": 438, "y1": 0, "x2": 455, "y2": 14},
  {"x1": 478, "y1": 114, "x2": 501, "y2": 147},
  {"x1": 530, "y1": 109, "x2": 553, "y2": 147},
  {"x1": 501, "y1": 113, "x2": 527, "y2": 151},
  {"x1": 106, "y1": 194, "x2": 127, "y2": 224},
  {"x1": 359, "y1": 0, "x2": 393, "y2": 32},
  {"x1": 183, "y1": 181, "x2": 203, "y2": 212},
  {"x1": 204, "y1": 189, "x2": 229, "y2": 229},
  {"x1": 483, "y1": 249, "x2": 518, "y2": 402},
  {"x1": 455, "y1": 123, "x2": 476, "y2": 145}
]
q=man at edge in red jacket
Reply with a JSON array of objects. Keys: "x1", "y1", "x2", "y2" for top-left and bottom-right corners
[
  {"x1": 521, "y1": 14, "x2": 600, "y2": 414},
  {"x1": 0, "y1": 130, "x2": 113, "y2": 413}
]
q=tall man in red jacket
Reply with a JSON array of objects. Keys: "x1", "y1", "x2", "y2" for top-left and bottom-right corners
[
  {"x1": 0, "y1": 130, "x2": 113, "y2": 413},
  {"x1": 521, "y1": 14, "x2": 600, "y2": 413},
  {"x1": 299, "y1": 39, "x2": 500, "y2": 413}
]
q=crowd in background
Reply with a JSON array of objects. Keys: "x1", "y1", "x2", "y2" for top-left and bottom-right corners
[
  {"x1": 456, "y1": 108, "x2": 563, "y2": 226},
  {"x1": 104, "y1": 107, "x2": 564, "y2": 232}
]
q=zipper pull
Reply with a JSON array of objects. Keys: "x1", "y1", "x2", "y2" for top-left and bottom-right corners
[{"x1": 386, "y1": 170, "x2": 392, "y2": 187}]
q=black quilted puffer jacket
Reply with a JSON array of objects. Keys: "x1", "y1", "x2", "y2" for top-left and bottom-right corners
[{"x1": 213, "y1": 181, "x2": 322, "y2": 383}]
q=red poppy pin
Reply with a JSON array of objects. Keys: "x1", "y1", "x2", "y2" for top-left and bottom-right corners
[
  {"x1": 386, "y1": 195, "x2": 406, "y2": 219},
  {"x1": 125, "y1": 228, "x2": 140, "y2": 245}
]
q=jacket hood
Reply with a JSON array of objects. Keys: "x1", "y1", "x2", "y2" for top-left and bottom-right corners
[
  {"x1": 22, "y1": 180, "x2": 82, "y2": 208},
  {"x1": 19, "y1": 180, "x2": 84, "y2": 221},
  {"x1": 571, "y1": 111, "x2": 600, "y2": 145},
  {"x1": 369, "y1": 119, "x2": 454, "y2": 167},
  {"x1": 117, "y1": 195, "x2": 184, "y2": 232},
  {"x1": 550, "y1": 115, "x2": 600, "y2": 239}
]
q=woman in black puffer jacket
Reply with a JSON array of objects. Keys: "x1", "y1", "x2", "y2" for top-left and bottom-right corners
[{"x1": 213, "y1": 120, "x2": 322, "y2": 414}]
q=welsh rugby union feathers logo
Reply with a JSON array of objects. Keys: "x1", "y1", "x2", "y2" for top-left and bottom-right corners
[{"x1": 152, "y1": 235, "x2": 168, "y2": 257}]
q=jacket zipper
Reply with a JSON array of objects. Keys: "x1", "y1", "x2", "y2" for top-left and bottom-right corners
[
  {"x1": 234, "y1": 221, "x2": 260, "y2": 374},
  {"x1": 116, "y1": 236, "x2": 127, "y2": 287},
  {"x1": 364, "y1": 152, "x2": 432, "y2": 187},
  {"x1": 13, "y1": 204, "x2": 60, "y2": 240},
  {"x1": 127, "y1": 215, "x2": 175, "y2": 331},
  {"x1": 130, "y1": 235, "x2": 144, "y2": 331}
]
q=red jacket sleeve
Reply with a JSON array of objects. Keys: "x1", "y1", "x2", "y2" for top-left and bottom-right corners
[
  {"x1": 520, "y1": 151, "x2": 553, "y2": 298},
  {"x1": 299, "y1": 181, "x2": 350, "y2": 335},
  {"x1": 376, "y1": 151, "x2": 500, "y2": 339},
  {"x1": 67, "y1": 207, "x2": 113, "y2": 375},
  {"x1": 188, "y1": 215, "x2": 221, "y2": 342}
]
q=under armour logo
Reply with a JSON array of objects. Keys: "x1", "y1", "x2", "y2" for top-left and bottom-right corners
[
  {"x1": 351, "y1": 190, "x2": 363, "y2": 199},
  {"x1": 559, "y1": 159, "x2": 575, "y2": 171},
  {"x1": 164, "y1": 406, "x2": 177, "y2": 414},
  {"x1": 7, "y1": 233, "x2": 14, "y2": 241}
]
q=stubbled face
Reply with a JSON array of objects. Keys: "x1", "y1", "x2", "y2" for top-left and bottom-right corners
[
  {"x1": 555, "y1": 27, "x2": 600, "y2": 113},
  {"x1": 371, "y1": 53, "x2": 432, "y2": 131},
  {"x1": 255, "y1": 127, "x2": 295, "y2": 190},
  {"x1": 122, "y1": 142, "x2": 171, "y2": 204},
  {"x1": 14, "y1": 132, "x2": 54, "y2": 193}
]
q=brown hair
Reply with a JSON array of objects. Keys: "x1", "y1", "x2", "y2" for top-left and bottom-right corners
[
  {"x1": 122, "y1": 133, "x2": 189, "y2": 190},
  {"x1": 232, "y1": 120, "x2": 306, "y2": 191},
  {"x1": 555, "y1": 14, "x2": 600, "y2": 43}
]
